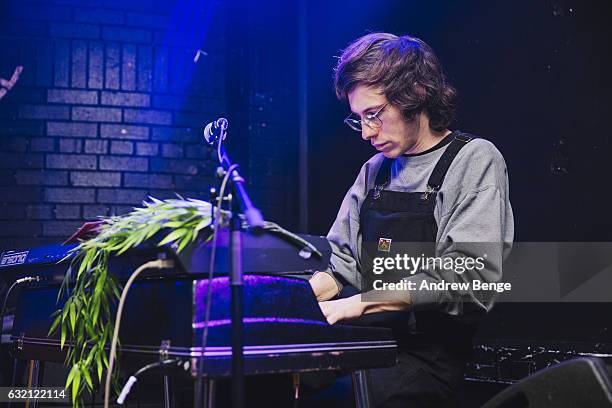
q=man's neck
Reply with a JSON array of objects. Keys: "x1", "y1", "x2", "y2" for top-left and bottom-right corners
[{"x1": 406, "y1": 122, "x2": 451, "y2": 155}]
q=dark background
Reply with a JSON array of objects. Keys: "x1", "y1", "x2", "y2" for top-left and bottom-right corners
[
  {"x1": 1, "y1": 0, "x2": 612, "y2": 398},
  {"x1": 306, "y1": 0, "x2": 612, "y2": 242}
]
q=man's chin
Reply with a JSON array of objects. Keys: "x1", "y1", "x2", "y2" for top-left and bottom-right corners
[{"x1": 381, "y1": 148, "x2": 401, "y2": 159}]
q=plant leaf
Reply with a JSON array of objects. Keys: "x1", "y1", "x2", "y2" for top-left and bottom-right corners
[
  {"x1": 61, "y1": 298, "x2": 71, "y2": 323},
  {"x1": 51, "y1": 196, "x2": 215, "y2": 406},
  {"x1": 71, "y1": 368, "x2": 81, "y2": 404},
  {"x1": 48, "y1": 314, "x2": 61, "y2": 336},
  {"x1": 96, "y1": 355, "x2": 103, "y2": 383},
  {"x1": 80, "y1": 363, "x2": 93, "y2": 391},
  {"x1": 69, "y1": 302, "x2": 76, "y2": 334},
  {"x1": 85, "y1": 320, "x2": 96, "y2": 338},
  {"x1": 92, "y1": 297, "x2": 101, "y2": 326},
  {"x1": 158, "y1": 228, "x2": 186, "y2": 246},
  {"x1": 60, "y1": 326, "x2": 66, "y2": 349},
  {"x1": 77, "y1": 250, "x2": 93, "y2": 279},
  {"x1": 176, "y1": 229, "x2": 193, "y2": 253}
]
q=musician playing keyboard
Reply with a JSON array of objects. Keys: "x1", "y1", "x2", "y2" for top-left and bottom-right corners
[{"x1": 309, "y1": 33, "x2": 514, "y2": 408}]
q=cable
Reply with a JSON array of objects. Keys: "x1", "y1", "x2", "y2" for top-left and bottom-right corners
[
  {"x1": 292, "y1": 373, "x2": 300, "y2": 408},
  {"x1": 194, "y1": 163, "x2": 237, "y2": 408},
  {"x1": 104, "y1": 259, "x2": 174, "y2": 408},
  {"x1": 217, "y1": 129, "x2": 224, "y2": 164},
  {"x1": 116, "y1": 359, "x2": 188, "y2": 405},
  {"x1": 0, "y1": 276, "x2": 40, "y2": 344},
  {"x1": 1, "y1": 276, "x2": 40, "y2": 403},
  {"x1": 262, "y1": 221, "x2": 323, "y2": 258}
]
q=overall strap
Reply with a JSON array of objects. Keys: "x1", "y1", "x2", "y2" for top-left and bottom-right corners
[
  {"x1": 422, "y1": 132, "x2": 473, "y2": 200},
  {"x1": 372, "y1": 158, "x2": 393, "y2": 199}
]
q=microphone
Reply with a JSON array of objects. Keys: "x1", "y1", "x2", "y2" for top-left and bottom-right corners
[{"x1": 203, "y1": 118, "x2": 228, "y2": 144}]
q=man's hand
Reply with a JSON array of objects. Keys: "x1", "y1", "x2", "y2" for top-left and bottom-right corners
[
  {"x1": 309, "y1": 271, "x2": 340, "y2": 302},
  {"x1": 318, "y1": 290, "x2": 412, "y2": 325},
  {"x1": 318, "y1": 295, "x2": 365, "y2": 325},
  {"x1": 63, "y1": 220, "x2": 105, "y2": 244}
]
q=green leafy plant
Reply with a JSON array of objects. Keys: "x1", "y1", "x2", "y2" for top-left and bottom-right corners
[{"x1": 49, "y1": 197, "x2": 216, "y2": 406}]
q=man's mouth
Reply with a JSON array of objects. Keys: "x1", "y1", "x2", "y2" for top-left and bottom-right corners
[{"x1": 373, "y1": 142, "x2": 389, "y2": 151}]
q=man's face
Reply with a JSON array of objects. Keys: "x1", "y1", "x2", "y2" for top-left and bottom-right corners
[{"x1": 347, "y1": 85, "x2": 420, "y2": 158}]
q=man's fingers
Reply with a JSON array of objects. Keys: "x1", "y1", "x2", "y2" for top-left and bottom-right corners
[
  {"x1": 318, "y1": 301, "x2": 337, "y2": 325},
  {"x1": 309, "y1": 272, "x2": 338, "y2": 302},
  {"x1": 0, "y1": 88, "x2": 7, "y2": 101},
  {"x1": 319, "y1": 301, "x2": 331, "y2": 317},
  {"x1": 323, "y1": 309, "x2": 338, "y2": 325}
]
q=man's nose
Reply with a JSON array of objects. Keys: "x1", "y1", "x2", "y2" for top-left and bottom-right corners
[{"x1": 361, "y1": 125, "x2": 377, "y2": 141}]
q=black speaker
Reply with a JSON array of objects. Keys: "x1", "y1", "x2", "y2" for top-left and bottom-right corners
[{"x1": 482, "y1": 357, "x2": 612, "y2": 408}]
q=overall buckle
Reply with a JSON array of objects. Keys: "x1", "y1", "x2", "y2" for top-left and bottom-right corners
[
  {"x1": 373, "y1": 182, "x2": 387, "y2": 200},
  {"x1": 421, "y1": 185, "x2": 436, "y2": 201}
]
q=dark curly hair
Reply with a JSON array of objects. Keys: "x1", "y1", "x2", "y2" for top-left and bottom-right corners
[{"x1": 334, "y1": 33, "x2": 456, "y2": 132}]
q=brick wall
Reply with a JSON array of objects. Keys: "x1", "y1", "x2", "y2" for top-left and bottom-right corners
[
  {"x1": 0, "y1": 0, "x2": 300, "y2": 252},
  {"x1": 0, "y1": 0, "x2": 229, "y2": 250},
  {"x1": 0, "y1": 0, "x2": 299, "y2": 252}
]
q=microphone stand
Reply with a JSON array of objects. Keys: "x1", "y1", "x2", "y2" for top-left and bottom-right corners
[{"x1": 205, "y1": 119, "x2": 264, "y2": 408}]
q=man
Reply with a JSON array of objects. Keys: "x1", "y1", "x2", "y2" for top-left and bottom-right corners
[{"x1": 309, "y1": 33, "x2": 513, "y2": 407}]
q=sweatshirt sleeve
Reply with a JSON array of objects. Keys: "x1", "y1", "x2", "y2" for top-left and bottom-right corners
[{"x1": 405, "y1": 140, "x2": 514, "y2": 314}]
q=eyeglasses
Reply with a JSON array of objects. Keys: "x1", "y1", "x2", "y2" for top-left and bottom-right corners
[{"x1": 344, "y1": 103, "x2": 388, "y2": 132}]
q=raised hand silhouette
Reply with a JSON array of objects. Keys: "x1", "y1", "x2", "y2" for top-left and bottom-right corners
[{"x1": 0, "y1": 65, "x2": 23, "y2": 101}]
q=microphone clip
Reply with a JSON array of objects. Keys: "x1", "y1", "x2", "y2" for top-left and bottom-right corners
[{"x1": 203, "y1": 118, "x2": 229, "y2": 145}]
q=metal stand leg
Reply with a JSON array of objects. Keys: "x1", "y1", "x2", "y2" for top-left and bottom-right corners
[
  {"x1": 352, "y1": 370, "x2": 371, "y2": 408},
  {"x1": 7, "y1": 358, "x2": 18, "y2": 408},
  {"x1": 163, "y1": 375, "x2": 173, "y2": 408},
  {"x1": 26, "y1": 360, "x2": 41, "y2": 408},
  {"x1": 203, "y1": 379, "x2": 216, "y2": 408},
  {"x1": 10, "y1": 357, "x2": 18, "y2": 386}
]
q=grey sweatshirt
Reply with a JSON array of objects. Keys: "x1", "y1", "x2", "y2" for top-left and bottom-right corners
[{"x1": 325, "y1": 136, "x2": 514, "y2": 316}]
